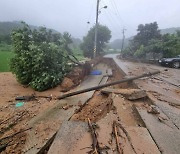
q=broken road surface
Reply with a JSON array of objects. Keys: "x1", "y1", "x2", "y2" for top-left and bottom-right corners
[
  {"x1": 1, "y1": 55, "x2": 179, "y2": 154},
  {"x1": 105, "y1": 54, "x2": 180, "y2": 154}
]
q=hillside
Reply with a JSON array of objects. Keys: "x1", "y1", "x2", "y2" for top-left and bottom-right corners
[
  {"x1": 109, "y1": 37, "x2": 133, "y2": 50},
  {"x1": 0, "y1": 21, "x2": 81, "y2": 46},
  {"x1": 109, "y1": 27, "x2": 180, "y2": 49},
  {"x1": 160, "y1": 27, "x2": 180, "y2": 35},
  {"x1": 0, "y1": 21, "x2": 60, "y2": 36},
  {"x1": 0, "y1": 21, "x2": 22, "y2": 35}
]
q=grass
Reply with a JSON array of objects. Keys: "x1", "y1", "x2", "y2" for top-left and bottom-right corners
[
  {"x1": 0, "y1": 43, "x2": 12, "y2": 52},
  {"x1": 0, "y1": 43, "x2": 14, "y2": 72},
  {"x1": 0, "y1": 45, "x2": 85, "y2": 72},
  {"x1": 72, "y1": 47, "x2": 85, "y2": 61}
]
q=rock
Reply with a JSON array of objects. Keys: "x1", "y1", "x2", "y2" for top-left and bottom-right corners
[
  {"x1": 147, "y1": 105, "x2": 160, "y2": 114},
  {"x1": 62, "y1": 105, "x2": 73, "y2": 110},
  {"x1": 61, "y1": 77, "x2": 74, "y2": 89},
  {"x1": 101, "y1": 88, "x2": 147, "y2": 100}
]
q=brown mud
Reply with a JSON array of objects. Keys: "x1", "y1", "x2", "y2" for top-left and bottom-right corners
[
  {"x1": 0, "y1": 63, "x2": 92, "y2": 154},
  {"x1": 0, "y1": 57, "x2": 161, "y2": 154}
]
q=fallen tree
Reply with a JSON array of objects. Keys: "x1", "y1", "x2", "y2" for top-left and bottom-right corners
[{"x1": 11, "y1": 22, "x2": 80, "y2": 91}]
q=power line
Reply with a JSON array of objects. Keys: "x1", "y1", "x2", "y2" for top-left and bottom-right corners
[
  {"x1": 101, "y1": 10, "x2": 122, "y2": 37},
  {"x1": 85, "y1": 0, "x2": 96, "y2": 32},
  {"x1": 101, "y1": 0, "x2": 123, "y2": 28},
  {"x1": 111, "y1": 0, "x2": 135, "y2": 33},
  {"x1": 99, "y1": 7, "x2": 121, "y2": 34},
  {"x1": 111, "y1": 0, "x2": 125, "y2": 24},
  {"x1": 102, "y1": 0, "x2": 124, "y2": 27}
]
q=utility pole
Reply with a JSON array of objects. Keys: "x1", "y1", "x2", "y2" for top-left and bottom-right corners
[
  {"x1": 121, "y1": 28, "x2": 126, "y2": 51},
  {"x1": 93, "y1": 0, "x2": 100, "y2": 58}
]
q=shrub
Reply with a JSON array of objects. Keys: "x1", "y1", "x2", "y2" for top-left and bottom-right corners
[{"x1": 11, "y1": 22, "x2": 70, "y2": 91}]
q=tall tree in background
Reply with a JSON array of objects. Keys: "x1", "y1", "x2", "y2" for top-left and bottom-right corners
[
  {"x1": 81, "y1": 24, "x2": 111, "y2": 58},
  {"x1": 123, "y1": 22, "x2": 163, "y2": 58},
  {"x1": 132, "y1": 22, "x2": 161, "y2": 50},
  {"x1": 161, "y1": 33, "x2": 180, "y2": 57}
]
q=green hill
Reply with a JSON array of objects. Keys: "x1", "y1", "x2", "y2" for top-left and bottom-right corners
[
  {"x1": 0, "y1": 21, "x2": 58, "y2": 35},
  {"x1": 0, "y1": 21, "x2": 37, "y2": 44},
  {"x1": 109, "y1": 27, "x2": 180, "y2": 50},
  {"x1": 160, "y1": 27, "x2": 180, "y2": 35},
  {"x1": 0, "y1": 21, "x2": 25, "y2": 35},
  {"x1": 0, "y1": 21, "x2": 81, "y2": 45}
]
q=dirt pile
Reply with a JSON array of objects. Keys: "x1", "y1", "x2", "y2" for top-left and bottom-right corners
[
  {"x1": 61, "y1": 77, "x2": 74, "y2": 89},
  {"x1": 71, "y1": 92, "x2": 113, "y2": 122}
]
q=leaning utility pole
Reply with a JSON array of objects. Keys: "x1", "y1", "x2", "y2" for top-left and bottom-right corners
[
  {"x1": 57, "y1": 71, "x2": 160, "y2": 99},
  {"x1": 93, "y1": 0, "x2": 100, "y2": 58},
  {"x1": 121, "y1": 28, "x2": 126, "y2": 51}
]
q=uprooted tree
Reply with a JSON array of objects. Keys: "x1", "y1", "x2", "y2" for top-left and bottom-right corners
[
  {"x1": 80, "y1": 24, "x2": 111, "y2": 58},
  {"x1": 11, "y1": 22, "x2": 78, "y2": 91}
]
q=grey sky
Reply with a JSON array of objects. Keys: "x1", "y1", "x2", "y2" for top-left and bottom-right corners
[{"x1": 0, "y1": 0, "x2": 180, "y2": 40}]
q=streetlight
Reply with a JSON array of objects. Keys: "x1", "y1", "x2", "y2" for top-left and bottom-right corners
[
  {"x1": 93, "y1": 1, "x2": 107, "y2": 58},
  {"x1": 98, "y1": 6, "x2": 108, "y2": 14}
]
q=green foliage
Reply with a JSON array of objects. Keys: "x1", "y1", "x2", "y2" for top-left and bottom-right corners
[
  {"x1": 132, "y1": 22, "x2": 161, "y2": 50},
  {"x1": 122, "y1": 22, "x2": 180, "y2": 59},
  {"x1": 121, "y1": 47, "x2": 133, "y2": 58},
  {"x1": 0, "y1": 51, "x2": 14, "y2": 72},
  {"x1": 71, "y1": 38, "x2": 82, "y2": 49},
  {"x1": 0, "y1": 43, "x2": 13, "y2": 52},
  {"x1": 63, "y1": 32, "x2": 73, "y2": 54},
  {"x1": 0, "y1": 43, "x2": 14, "y2": 72},
  {"x1": 145, "y1": 39, "x2": 163, "y2": 53},
  {"x1": 81, "y1": 24, "x2": 111, "y2": 58},
  {"x1": 161, "y1": 33, "x2": 180, "y2": 57},
  {"x1": 176, "y1": 30, "x2": 180, "y2": 37},
  {"x1": 142, "y1": 39, "x2": 163, "y2": 59},
  {"x1": 71, "y1": 47, "x2": 84, "y2": 60},
  {"x1": 11, "y1": 22, "x2": 70, "y2": 91},
  {"x1": 134, "y1": 45, "x2": 145, "y2": 58},
  {"x1": 0, "y1": 35, "x2": 12, "y2": 44},
  {"x1": 161, "y1": 27, "x2": 180, "y2": 35}
]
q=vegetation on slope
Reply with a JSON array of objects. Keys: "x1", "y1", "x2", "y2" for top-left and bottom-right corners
[{"x1": 122, "y1": 22, "x2": 180, "y2": 59}]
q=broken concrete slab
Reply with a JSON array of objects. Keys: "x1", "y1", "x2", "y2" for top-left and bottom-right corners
[
  {"x1": 23, "y1": 63, "x2": 110, "y2": 154},
  {"x1": 112, "y1": 96, "x2": 143, "y2": 126},
  {"x1": 99, "y1": 76, "x2": 109, "y2": 85},
  {"x1": 106, "y1": 68, "x2": 113, "y2": 77},
  {"x1": 126, "y1": 127, "x2": 160, "y2": 154},
  {"x1": 96, "y1": 110, "x2": 160, "y2": 154},
  {"x1": 96, "y1": 111, "x2": 136, "y2": 154},
  {"x1": 135, "y1": 106, "x2": 180, "y2": 154},
  {"x1": 49, "y1": 111, "x2": 160, "y2": 154},
  {"x1": 148, "y1": 94, "x2": 180, "y2": 129},
  {"x1": 48, "y1": 121, "x2": 91, "y2": 154},
  {"x1": 101, "y1": 88, "x2": 147, "y2": 100}
]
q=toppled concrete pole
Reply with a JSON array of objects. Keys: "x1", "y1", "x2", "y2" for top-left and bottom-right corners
[{"x1": 57, "y1": 70, "x2": 160, "y2": 100}]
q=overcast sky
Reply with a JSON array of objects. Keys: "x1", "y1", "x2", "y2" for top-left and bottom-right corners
[{"x1": 0, "y1": 0, "x2": 180, "y2": 40}]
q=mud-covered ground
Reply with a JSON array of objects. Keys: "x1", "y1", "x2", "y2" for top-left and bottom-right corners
[
  {"x1": 0, "y1": 66, "x2": 89, "y2": 153},
  {"x1": 110, "y1": 54, "x2": 180, "y2": 107},
  {"x1": 47, "y1": 58, "x2": 162, "y2": 154},
  {"x1": 0, "y1": 56, "x2": 179, "y2": 154}
]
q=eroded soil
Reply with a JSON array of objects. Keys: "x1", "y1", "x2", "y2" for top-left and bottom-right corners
[
  {"x1": 1, "y1": 56, "x2": 175, "y2": 154},
  {"x1": 0, "y1": 65, "x2": 90, "y2": 153}
]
